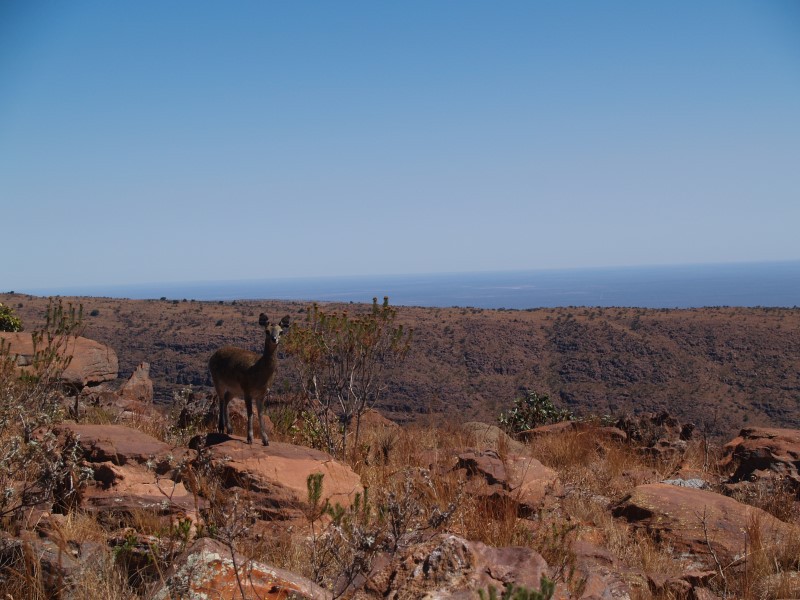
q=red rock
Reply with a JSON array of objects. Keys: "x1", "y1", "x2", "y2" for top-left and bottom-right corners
[
  {"x1": 720, "y1": 427, "x2": 800, "y2": 490},
  {"x1": 520, "y1": 421, "x2": 578, "y2": 440},
  {"x1": 364, "y1": 534, "x2": 550, "y2": 598},
  {"x1": 462, "y1": 422, "x2": 527, "y2": 454},
  {"x1": 148, "y1": 537, "x2": 331, "y2": 600},
  {"x1": 83, "y1": 462, "x2": 199, "y2": 518},
  {"x1": 54, "y1": 423, "x2": 199, "y2": 521},
  {"x1": 613, "y1": 483, "x2": 797, "y2": 567},
  {"x1": 196, "y1": 434, "x2": 363, "y2": 521},
  {"x1": 354, "y1": 408, "x2": 399, "y2": 432},
  {"x1": 0, "y1": 332, "x2": 118, "y2": 385},
  {"x1": 0, "y1": 530, "x2": 104, "y2": 597},
  {"x1": 57, "y1": 423, "x2": 194, "y2": 474},
  {"x1": 456, "y1": 450, "x2": 561, "y2": 516},
  {"x1": 691, "y1": 588, "x2": 720, "y2": 600},
  {"x1": 571, "y1": 540, "x2": 631, "y2": 600},
  {"x1": 118, "y1": 362, "x2": 153, "y2": 403}
]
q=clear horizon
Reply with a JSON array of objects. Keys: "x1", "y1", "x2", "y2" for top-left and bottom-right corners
[{"x1": 2, "y1": 2, "x2": 799, "y2": 291}]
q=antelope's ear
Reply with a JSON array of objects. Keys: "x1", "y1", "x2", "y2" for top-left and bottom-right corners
[
  {"x1": 280, "y1": 315, "x2": 291, "y2": 328},
  {"x1": 258, "y1": 313, "x2": 269, "y2": 327}
]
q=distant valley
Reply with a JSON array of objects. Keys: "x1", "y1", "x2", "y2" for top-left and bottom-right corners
[{"x1": 4, "y1": 293, "x2": 799, "y2": 439}]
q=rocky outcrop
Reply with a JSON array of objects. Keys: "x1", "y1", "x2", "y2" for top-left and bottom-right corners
[
  {"x1": 462, "y1": 422, "x2": 527, "y2": 454},
  {"x1": 58, "y1": 423, "x2": 193, "y2": 473},
  {"x1": 571, "y1": 540, "x2": 631, "y2": 600},
  {"x1": 191, "y1": 433, "x2": 363, "y2": 521},
  {"x1": 720, "y1": 427, "x2": 800, "y2": 491},
  {"x1": 456, "y1": 450, "x2": 561, "y2": 516},
  {"x1": 56, "y1": 423, "x2": 198, "y2": 519},
  {"x1": 0, "y1": 332, "x2": 118, "y2": 386},
  {"x1": 614, "y1": 412, "x2": 696, "y2": 462},
  {"x1": 613, "y1": 483, "x2": 797, "y2": 568},
  {"x1": 118, "y1": 362, "x2": 154, "y2": 403},
  {"x1": 149, "y1": 537, "x2": 331, "y2": 600},
  {"x1": 362, "y1": 534, "x2": 551, "y2": 599},
  {"x1": 0, "y1": 521, "x2": 107, "y2": 599}
]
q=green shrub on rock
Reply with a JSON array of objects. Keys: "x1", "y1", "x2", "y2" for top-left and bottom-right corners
[{"x1": 0, "y1": 303, "x2": 22, "y2": 332}]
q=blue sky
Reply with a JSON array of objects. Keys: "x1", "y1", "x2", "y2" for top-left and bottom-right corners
[{"x1": 2, "y1": 1, "x2": 799, "y2": 291}]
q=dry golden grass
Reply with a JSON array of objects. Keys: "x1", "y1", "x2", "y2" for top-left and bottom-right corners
[{"x1": 7, "y1": 388, "x2": 800, "y2": 600}]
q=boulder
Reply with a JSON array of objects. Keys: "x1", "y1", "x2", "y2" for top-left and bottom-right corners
[
  {"x1": 0, "y1": 332, "x2": 118, "y2": 386},
  {"x1": 571, "y1": 540, "x2": 631, "y2": 600},
  {"x1": 456, "y1": 450, "x2": 561, "y2": 516},
  {"x1": 83, "y1": 463, "x2": 198, "y2": 520},
  {"x1": 192, "y1": 433, "x2": 363, "y2": 521},
  {"x1": 118, "y1": 362, "x2": 154, "y2": 403},
  {"x1": 612, "y1": 412, "x2": 696, "y2": 465},
  {"x1": 363, "y1": 534, "x2": 550, "y2": 599},
  {"x1": 462, "y1": 422, "x2": 527, "y2": 454},
  {"x1": 55, "y1": 423, "x2": 198, "y2": 520},
  {"x1": 719, "y1": 427, "x2": 800, "y2": 490},
  {"x1": 612, "y1": 483, "x2": 797, "y2": 567},
  {"x1": 149, "y1": 537, "x2": 331, "y2": 600},
  {"x1": 615, "y1": 412, "x2": 695, "y2": 446},
  {"x1": 57, "y1": 423, "x2": 194, "y2": 474},
  {"x1": 0, "y1": 530, "x2": 105, "y2": 598}
]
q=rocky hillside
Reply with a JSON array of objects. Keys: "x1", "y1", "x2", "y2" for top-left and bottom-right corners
[
  {"x1": 2, "y1": 363, "x2": 799, "y2": 599},
  {"x1": 4, "y1": 293, "x2": 799, "y2": 438}
]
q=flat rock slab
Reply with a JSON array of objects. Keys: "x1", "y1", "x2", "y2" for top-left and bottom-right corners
[
  {"x1": 613, "y1": 483, "x2": 797, "y2": 567},
  {"x1": 83, "y1": 463, "x2": 199, "y2": 518},
  {"x1": 54, "y1": 423, "x2": 199, "y2": 520},
  {"x1": 57, "y1": 422, "x2": 195, "y2": 474},
  {"x1": 149, "y1": 537, "x2": 331, "y2": 600},
  {"x1": 196, "y1": 434, "x2": 363, "y2": 521},
  {"x1": 0, "y1": 332, "x2": 118, "y2": 385}
]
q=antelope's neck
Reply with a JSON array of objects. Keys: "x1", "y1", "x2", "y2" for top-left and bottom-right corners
[{"x1": 263, "y1": 338, "x2": 279, "y2": 361}]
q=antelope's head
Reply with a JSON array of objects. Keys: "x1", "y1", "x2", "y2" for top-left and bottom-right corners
[{"x1": 259, "y1": 314, "x2": 291, "y2": 345}]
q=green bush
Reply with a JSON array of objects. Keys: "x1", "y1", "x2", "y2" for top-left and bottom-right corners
[
  {"x1": 479, "y1": 575, "x2": 556, "y2": 600},
  {"x1": 498, "y1": 390, "x2": 572, "y2": 434},
  {"x1": 0, "y1": 303, "x2": 22, "y2": 332}
]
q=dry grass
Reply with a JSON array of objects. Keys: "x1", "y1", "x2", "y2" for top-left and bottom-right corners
[{"x1": 5, "y1": 381, "x2": 800, "y2": 600}]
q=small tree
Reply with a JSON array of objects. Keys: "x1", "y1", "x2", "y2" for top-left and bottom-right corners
[
  {"x1": 0, "y1": 303, "x2": 22, "y2": 332},
  {"x1": 499, "y1": 390, "x2": 572, "y2": 434},
  {"x1": 285, "y1": 297, "x2": 412, "y2": 461}
]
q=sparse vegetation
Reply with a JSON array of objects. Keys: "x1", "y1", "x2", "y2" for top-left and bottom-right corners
[
  {"x1": 285, "y1": 297, "x2": 413, "y2": 460},
  {"x1": 0, "y1": 302, "x2": 23, "y2": 332},
  {"x1": 499, "y1": 389, "x2": 573, "y2": 434}
]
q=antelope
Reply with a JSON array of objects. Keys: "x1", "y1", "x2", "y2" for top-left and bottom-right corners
[{"x1": 208, "y1": 314, "x2": 290, "y2": 445}]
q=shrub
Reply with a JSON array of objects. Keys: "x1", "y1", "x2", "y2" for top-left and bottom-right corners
[
  {"x1": 478, "y1": 575, "x2": 556, "y2": 600},
  {"x1": 285, "y1": 297, "x2": 412, "y2": 461},
  {"x1": 498, "y1": 390, "x2": 572, "y2": 434},
  {"x1": 0, "y1": 299, "x2": 87, "y2": 522},
  {"x1": 0, "y1": 302, "x2": 22, "y2": 332}
]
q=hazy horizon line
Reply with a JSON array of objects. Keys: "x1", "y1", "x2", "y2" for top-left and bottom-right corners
[{"x1": 12, "y1": 257, "x2": 800, "y2": 298}]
